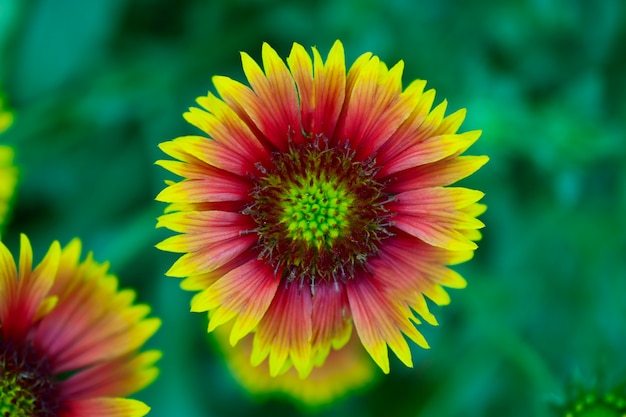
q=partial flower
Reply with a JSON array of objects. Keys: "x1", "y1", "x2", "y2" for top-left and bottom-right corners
[
  {"x1": 560, "y1": 391, "x2": 626, "y2": 417},
  {"x1": 156, "y1": 40, "x2": 487, "y2": 375},
  {"x1": 214, "y1": 323, "x2": 376, "y2": 406},
  {"x1": 0, "y1": 97, "x2": 17, "y2": 230},
  {"x1": 551, "y1": 371, "x2": 626, "y2": 417},
  {"x1": 0, "y1": 146, "x2": 18, "y2": 231},
  {"x1": 0, "y1": 234, "x2": 161, "y2": 417},
  {"x1": 0, "y1": 94, "x2": 13, "y2": 134}
]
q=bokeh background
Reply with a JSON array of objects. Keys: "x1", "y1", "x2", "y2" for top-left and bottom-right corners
[{"x1": 1, "y1": 0, "x2": 626, "y2": 416}]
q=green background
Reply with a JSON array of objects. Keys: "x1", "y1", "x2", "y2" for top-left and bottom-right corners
[{"x1": 1, "y1": 0, "x2": 625, "y2": 416}]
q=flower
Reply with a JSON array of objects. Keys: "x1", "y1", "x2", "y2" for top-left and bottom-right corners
[
  {"x1": 562, "y1": 392, "x2": 626, "y2": 417},
  {"x1": 0, "y1": 95, "x2": 13, "y2": 134},
  {"x1": 0, "y1": 235, "x2": 161, "y2": 417},
  {"x1": 0, "y1": 98, "x2": 17, "y2": 230},
  {"x1": 214, "y1": 322, "x2": 377, "y2": 406},
  {"x1": 0, "y1": 146, "x2": 18, "y2": 231},
  {"x1": 555, "y1": 384, "x2": 626, "y2": 417},
  {"x1": 551, "y1": 371, "x2": 626, "y2": 417},
  {"x1": 156, "y1": 40, "x2": 487, "y2": 376}
]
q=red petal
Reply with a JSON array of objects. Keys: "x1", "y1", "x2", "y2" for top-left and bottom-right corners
[
  {"x1": 287, "y1": 40, "x2": 347, "y2": 140},
  {"x1": 346, "y1": 275, "x2": 428, "y2": 374},
  {"x1": 371, "y1": 235, "x2": 466, "y2": 315},
  {"x1": 379, "y1": 130, "x2": 481, "y2": 177},
  {"x1": 60, "y1": 351, "x2": 160, "y2": 399},
  {"x1": 387, "y1": 155, "x2": 489, "y2": 192},
  {"x1": 1, "y1": 236, "x2": 60, "y2": 341},
  {"x1": 38, "y1": 294, "x2": 160, "y2": 373},
  {"x1": 187, "y1": 92, "x2": 269, "y2": 163},
  {"x1": 157, "y1": 211, "x2": 257, "y2": 277},
  {"x1": 156, "y1": 177, "x2": 250, "y2": 204},
  {"x1": 0, "y1": 239, "x2": 18, "y2": 337},
  {"x1": 214, "y1": 44, "x2": 302, "y2": 151},
  {"x1": 60, "y1": 398, "x2": 150, "y2": 417},
  {"x1": 252, "y1": 282, "x2": 313, "y2": 377},
  {"x1": 191, "y1": 260, "x2": 280, "y2": 345},
  {"x1": 390, "y1": 187, "x2": 485, "y2": 251},
  {"x1": 357, "y1": 79, "x2": 428, "y2": 160},
  {"x1": 311, "y1": 281, "x2": 352, "y2": 358},
  {"x1": 336, "y1": 58, "x2": 408, "y2": 155},
  {"x1": 159, "y1": 135, "x2": 257, "y2": 177}
]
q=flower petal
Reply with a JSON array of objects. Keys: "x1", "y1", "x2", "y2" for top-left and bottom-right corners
[
  {"x1": 345, "y1": 51, "x2": 373, "y2": 98},
  {"x1": 20, "y1": 236, "x2": 60, "y2": 321},
  {"x1": 211, "y1": 75, "x2": 273, "y2": 146},
  {"x1": 37, "y1": 280, "x2": 161, "y2": 373},
  {"x1": 191, "y1": 260, "x2": 279, "y2": 345},
  {"x1": 159, "y1": 135, "x2": 257, "y2": 177},
  {"x1": 287, "y1": 40, "x2": 347, "y2": 139},
  {"x1": 156, "y1": 177, "x2": 249, "y2": 204},
  {"x1": 374, "y1": 87, "x2": 438, "y2": 164},
  {"x1": 0, "y1": 243, "x2": 18, "y2": 342},
  {"x1": 1, "y1": 235, "x2": 60, "y2": 340},
  {"x1": 190, "y1": 92, "x2": 268, "y2": 158},
  {"x1": 337, "y1": 57, "x2": 412, "y2": 155},
  {"x1": 390, "y1": 187, "x2": 485, "y2": 251},
  {"x1": 355, "y1": 78, "x2": 428, "y2": 158},
  {"x1": 60, "y1": 398, "x2": 150, "y2": 417},
  {"x1": 379, "y1": 130, "x2": 482, "y2": 176},
  {"x1": 388, "y1": 155, "x2": 489, "y2": 192},
  {"x1": 376, "y1": 89, "x2": 476, "y2": 170},
  {"x1": 252, "y1": 282, "x2": 313, "y2": 377},
  {"x1": 155, "y1": 158, "x2": 251, "y2": 204},
  {"x1": 347, "y1": 275, "x2": 428, "y2": 374},
  {"x1": 372, "y1": 235, "x2": 467, "y2": 317},
  {"x1": 157, "y1": 211, "x2": 257, "y2": 277},
  {"x1": 215, "y1": 43, "x2": 302, "y2": 150},
  {"x1": 61, "y1": 350, "x2": 161, "y2": 399},
  {"x1": 31, "y1": 245, "x2": 161, "y2": 373},
  {"x1": 311, "y1": 281, "x2": 352, "y2": 359}
]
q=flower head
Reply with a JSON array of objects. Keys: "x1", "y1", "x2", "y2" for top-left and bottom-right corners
[
  {"x1": 157, "y1": 40, "x2": 487, "y2": 375},
  {"x1": 0, "y1": 235, "x2": 161, "y2": 417}
]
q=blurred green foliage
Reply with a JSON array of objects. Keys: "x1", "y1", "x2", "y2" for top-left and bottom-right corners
[{"x1": 1, "y1": 0, "x2": 625, "y2": 416}]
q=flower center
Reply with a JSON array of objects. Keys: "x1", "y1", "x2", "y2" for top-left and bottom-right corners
[
  {"x1": 0, "y1": 341, "x2": 61, "y2": 417},
  {"x1": 247, "y1": 139, "x2": 395, "y2": 285},
  {"x1": 279, "y1": 172, "x2": 353, "y2": 250}
]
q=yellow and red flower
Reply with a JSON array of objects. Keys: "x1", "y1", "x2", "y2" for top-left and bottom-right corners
[
  {"x1": 157, "y1": 40, "x2": 487, "y2": 376},
  {"x1": 0, "y1": 235, "x2": 161, "y2": 417}
]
